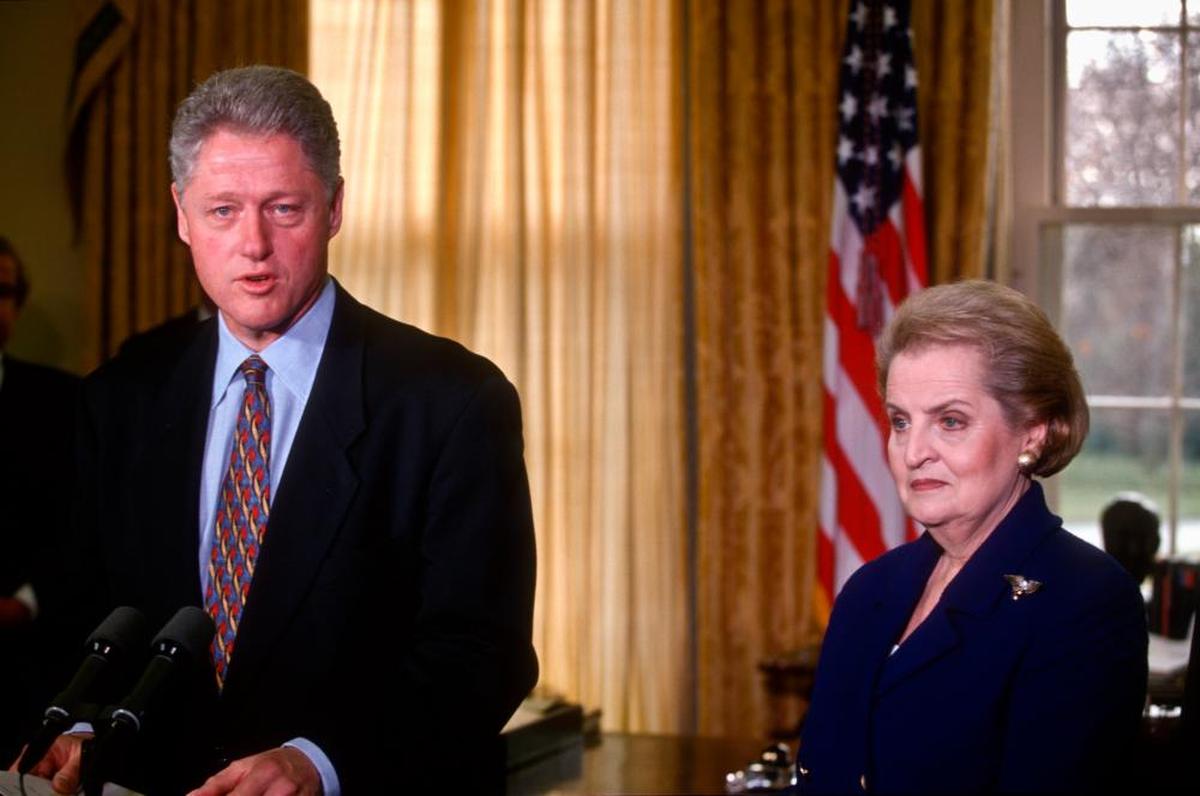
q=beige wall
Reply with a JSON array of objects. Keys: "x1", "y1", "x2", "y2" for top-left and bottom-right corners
[{"x1": 0, "y1": 0, "x2": 86, "y2": 374}]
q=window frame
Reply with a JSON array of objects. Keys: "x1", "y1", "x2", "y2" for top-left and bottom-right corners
[{"x1": 1008, "y1": 0, "x2": 1199, "y2": 554}]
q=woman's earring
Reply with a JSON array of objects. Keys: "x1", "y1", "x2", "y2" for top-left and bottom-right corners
[{"x1": 1017, "y1": 451, "x2": 1037, "y2": 472}]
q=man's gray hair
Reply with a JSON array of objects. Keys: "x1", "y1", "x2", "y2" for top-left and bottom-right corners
[{"x1": 170, "y1": 65, "x2": 341, "y2": 196}]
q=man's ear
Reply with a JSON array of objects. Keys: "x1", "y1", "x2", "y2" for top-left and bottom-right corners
[
  {"x1": 171, "y1": 183, "x2": 191, "y2": 246},
  {"x1": 328, "y1": 178, "x2": 345, "y2": 239}
]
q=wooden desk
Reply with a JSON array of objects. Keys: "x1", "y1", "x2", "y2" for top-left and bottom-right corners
[{"x1": 507, "y1": 733, "x2": 771, "y2": 795}]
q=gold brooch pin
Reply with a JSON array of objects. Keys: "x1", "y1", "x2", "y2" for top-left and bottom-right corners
[{"x1": 1004, "y1": 574, "x2": 1043, "y2": 600}]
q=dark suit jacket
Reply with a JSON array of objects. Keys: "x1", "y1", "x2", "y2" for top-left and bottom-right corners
[
  {"x1": 65, "y1": 284, "x2": 538, "y2": 792},
  {"x1": 797, "y1": 483, "x2": 1147, "y2": 794},
  {"x1": 0, "y1": 355, "x2": 79, "y2": 597},
  {"x1": 0, "y1": 356, "x2": 79, "y2": 763}
]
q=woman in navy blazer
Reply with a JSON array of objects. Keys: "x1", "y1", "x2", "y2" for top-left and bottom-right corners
[{"x1": 797, "y1": 281, "x2": 1148, "y2": 794}]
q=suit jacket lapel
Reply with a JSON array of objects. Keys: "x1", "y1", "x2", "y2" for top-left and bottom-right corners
[
  {"x1": 140, "y1": 322, "x2": 216, "y2": 616},
  {"x1": 876, "y1": 603, "x2": 960, "y2": 696},
  {"x1": 875, "y1": 482, "x2": 1060, "y2": 697},
  {"x1": 867, "y1": 534, "x2": 943, "y2": 697},
  {"x1": 222, "y1": 287, "x2": 366, "y2": 700}
]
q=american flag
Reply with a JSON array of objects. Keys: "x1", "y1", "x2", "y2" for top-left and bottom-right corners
[{"x1": 818, "y1": 0, "x2": 927, "y2": 606}]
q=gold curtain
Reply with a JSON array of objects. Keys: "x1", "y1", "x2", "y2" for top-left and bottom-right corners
[
  {"x1": 312, "y1": 0, "x2": 690, "y2": 733},
  {"x1": 687, "y1": 0, "x2": 996, "y2": 738},
  {"x1": 911, "y1": 0, "x2": 996, "y2": 284},
  {"x1": 686, "y1": 0, "x2": 846, "y2": 740},
  {"x1": 311, "y1": 0, "x2": 997, "y2": 740},
  {"x1": 69, "y1": 0, "x2": 308, "y2": 370}
]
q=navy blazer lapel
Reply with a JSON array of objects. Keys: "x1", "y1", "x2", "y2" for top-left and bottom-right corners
[
  {"x1": 141, "y1": 322, "x2": 216, "y2": 615},
  {"x1": 876, "y1": 483, "x2": 1060, "y2": 696},
  {"x1": 222, "y1": 287, "x2": 366, "y2": 699},
  {"x1": 876, "y1": 604, "x2": 960, "y2": 696},
  {"x1": 938, "y1": 482, "x2": 1061, "y2": 616},
  {"x1": 871, "y1": 534, "x2": 949, "y2": 696}
]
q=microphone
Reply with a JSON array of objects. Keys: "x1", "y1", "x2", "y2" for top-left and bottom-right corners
[
  {"x1": 17, "y1": 606, "x2": 148, "y2": 774},
  {"x1": 82, "y1": 607, "x2": 214, "y2": 791}
]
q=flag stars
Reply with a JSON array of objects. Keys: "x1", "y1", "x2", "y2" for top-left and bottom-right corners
[
  {"x1": 845, "y1": 45, "x2": 864, "y2": 74},
  {"x1": 876, "y1": 52, "x2": 892, "y2": 78},
  {"x1": 851, "y1": 2, "x2": 869, "y2": 29},
  {"x1": 867, "y1": 94, "x2": 888, "y2": 121},
  {"x1": 836, "y1": 3, "x2": 921, "y2": 229},
  {"x1": 838, "y1": 136, "x2": 856, "y2": 165},
  {"x1": 851, "y1": 184, "x2": 877, "y2": 214},
  {"x1": 840, "y1": 92, "x2": 858, "y2": 122},
  {"x1": 883, "y1": 5, "x2": 898, "y2": 30}
]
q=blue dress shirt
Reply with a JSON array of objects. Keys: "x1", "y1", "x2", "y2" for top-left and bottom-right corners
[{"x1": 199, "y1": 277, "x2": 340, "y2": 795}]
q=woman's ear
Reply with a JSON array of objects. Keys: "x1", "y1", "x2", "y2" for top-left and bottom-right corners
[{"x1": 1024, "y1": 418, "x2": 1050, "y2": 457}]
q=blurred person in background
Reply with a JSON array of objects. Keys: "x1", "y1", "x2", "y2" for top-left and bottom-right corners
[
  {"x1": 1100, "y1": 491, "x2": 1161, "y2": 591},
  {"x1": 0, "y1": 236, "x2": 79, "y2": 765},
  {"x1": 797, "y1": 280, "x2": 1148, "y2": 794}
]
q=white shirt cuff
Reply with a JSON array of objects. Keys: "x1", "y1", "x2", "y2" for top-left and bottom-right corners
[
  {"x1": 282, "y1": 737, "x2": 339, "y2": 796},
  {"x1": 12, "y1": 583, "x2": 37, "y2": 618}
]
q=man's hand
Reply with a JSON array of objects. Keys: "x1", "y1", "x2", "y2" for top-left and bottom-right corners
[
  {"x1": 8, "y1": 734, "x2": 86, "y2": 795},
  {"x1": 187, "y1": 748, "x2": 321, "y2": 796}
]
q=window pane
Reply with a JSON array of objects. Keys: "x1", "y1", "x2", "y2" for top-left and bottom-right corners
[
  {"x1": 1181, "y1": 411, "x2": 1200, "y2": 554},
  {"x1": 1066, "y1": 31, "x2": 1180, "y2": 205},
  {"x1": 1067, "y1": 0, "x2": 1182, "y2": 28},
  {"x1": 1060, "y1": 225, "x2": 1174, "y2": 396},
  {"x1": 1188, "y1": 36, "x2": 1200, "y2": 205},
  {"x1": 1183, "y1": 227, "x2": 1200, "y2": 396},
  {"x1": 1058, "y1": 408, "x2": 1170, "y2": 546}
]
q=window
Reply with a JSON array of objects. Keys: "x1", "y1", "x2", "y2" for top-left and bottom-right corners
[{"x1": 1010, "y1": 0, "x2": 1200, "y2": 555}]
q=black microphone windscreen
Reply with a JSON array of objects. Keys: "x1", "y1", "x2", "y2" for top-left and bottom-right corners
[
  {"x1": 152, "y1": 606, "x2": 215, "y2": 658},
  {"x1": 87, "y1": 605, "x2": 149, "y2": 655},
  {"x1": 18, "y1": 606, "x2": 149, "y2": 775}
]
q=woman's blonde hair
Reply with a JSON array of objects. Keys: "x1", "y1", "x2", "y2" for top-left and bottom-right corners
[{"x1": 876, "y1": 280, "x2": 1088, "y2": 477}]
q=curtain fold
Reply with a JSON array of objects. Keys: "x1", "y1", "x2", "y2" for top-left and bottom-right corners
[
  {"x1": 294, "y1": 0, "x2": 993, "y2": 740},
  {"x1": 69, "y1": 0, "x2": 308, "y2": 370},
  {"x1": 686, "y1": 0, "x2": 995, "y2": 738},
  {"x1": 686, "y1": 0, "x2": 846, "y2": 740},
  {"x1": 312, "y1": 0, "x2": 689, "y2": 733},
  {"x1": 911, "y1": 0, "x2": 995, "y2": 284}
]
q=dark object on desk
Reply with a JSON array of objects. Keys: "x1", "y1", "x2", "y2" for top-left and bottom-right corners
[
  {"x1": 502, "y1": 699, "x2": 585, "y2": 771},
  {"x1": 724, "y1": 742, "x2": 796, "y2": 793},
  {"x1": 1101, "y1": 492, "x2": 1161, "y2": 585},
  {"x1": 1149, "y1": 560, "x2": 1200, "y2": 639},
  {"x1": 1138, "y1": 575, "x2": 1200, "y2": 794},
  {"x1": 1182, "y1": 572, "x2": 1200, "y2": 743}
]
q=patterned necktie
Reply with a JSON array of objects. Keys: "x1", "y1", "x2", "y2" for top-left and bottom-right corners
[{"x1": 205, "y1": 355, "x2": 271, "y2": 688}]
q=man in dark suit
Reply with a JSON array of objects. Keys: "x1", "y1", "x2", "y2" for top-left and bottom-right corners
[
  {"x1": 29, "y1": 66, "x2": 537, "y2": 794},
  {"x1": 0, "y1": 238, "x2": 80, "y2": 766}
]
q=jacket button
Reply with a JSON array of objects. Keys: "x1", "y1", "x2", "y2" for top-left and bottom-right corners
[{"x1": 860, "y1": 773, "x2": 867, "y2": 791}]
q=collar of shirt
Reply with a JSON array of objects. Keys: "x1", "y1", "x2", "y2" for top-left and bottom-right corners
[
  {"x1": 198, "y1": 277, "x2": 336, "y2": 594},
  {"x1": 210, "y1": 277, "x2": 337, "y2": 412}
]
